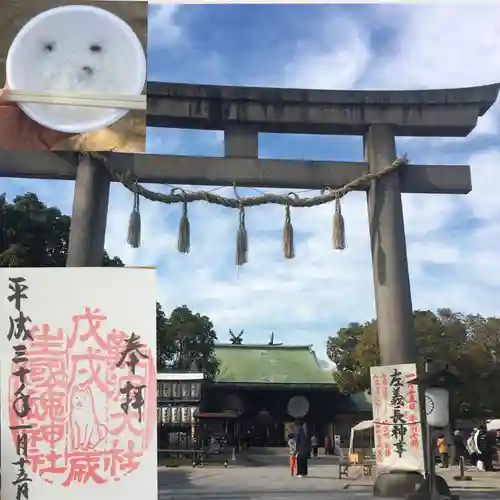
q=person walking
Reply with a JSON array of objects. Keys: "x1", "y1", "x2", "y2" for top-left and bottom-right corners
[
  {"x1": 287, "y1": 432, "x2": 297, "y2": 476},
  {"x1": 477, "y1": 427, "x2": 495, "y2": 471},
  {"x1": 466, "y1": 430, "x2": 478, "y2": 466},
  {"x1": 452, "y1": 430, "x2": 466, "y2": 466},
  {"x1": 294, "y1": 420, "x2": 310, "y2": 478},
  {"x1": 494, "y1": 430, "x2": 500, "y2": 467},
  {"x1": 485, "y1": 430, "x2": 496, "y2": 471},
  {"x1": 324, "y1": 435, "x2": 331, "y2": 455},
  {"x1": 474, "y1": 426, "x2": 489, "y2": 471},
  {"x1": 311, "y1": 434, "x2": 319, "y2": 458},
  {"x1": 437, "y1": 434, "x2": 449, "y2": 468}
]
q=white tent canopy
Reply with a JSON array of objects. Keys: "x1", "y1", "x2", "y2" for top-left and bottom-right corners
[
  {"x1": 349, "y1": 420, "x2": 374, "y2": 455},
  {"x1": 352, "y1": 420, "x2": 374, "y2": 432},
  {"x1": 486, "y1": 419, "x2": 500, "y2": 431}
]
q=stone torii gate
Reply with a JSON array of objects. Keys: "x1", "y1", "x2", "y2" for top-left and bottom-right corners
[
  {"x1": 149, "y1": 81, "x2": 500, "y2": 368},
  {"x1": 1, "y1": 81, "x2": 498, "y2": 368},
  {"x1": 0, "y1": 80, "x2": 498, "y2": 494}
]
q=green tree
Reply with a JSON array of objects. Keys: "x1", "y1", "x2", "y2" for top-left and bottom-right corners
[
  {"x1": 326, "y1": 320, "x2": 378, "y2": 393},
  {"x1": 327, "y1": 309, "x2": 500, "y2": 418},
  {"x1": 0, "y1": 192, "x2": 170, "y2": 369},
  {"x1": 157, "y1": 301, "x2": 170, "y2": 369},
  {"x1": 456, "y1": 314, "x2": 500, "y2": 417},
  {"x1": 0, "y1": 192, "x2": 120, "y2": 266},
  {"x1": 158, "y1": 305, "x2": 219, "y2": 379}
]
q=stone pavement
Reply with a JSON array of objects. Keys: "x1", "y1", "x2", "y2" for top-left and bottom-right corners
[{"x1": 158, "y1": 463, "x2": 500, "y2": 499}]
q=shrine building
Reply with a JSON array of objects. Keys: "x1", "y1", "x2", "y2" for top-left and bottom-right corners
[
  {"x1": 200, "y1": 343, "x2": 361, "y2": 447},
  {"x1": 155, "y1": 344, "x2": 372, "y2": 448}
]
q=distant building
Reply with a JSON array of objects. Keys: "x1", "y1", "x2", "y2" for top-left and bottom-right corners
[
  {"x1": 156, "y1": 344, "x2": 373, "y2": 448},
  {"x1": 200, "y1": 343, "x2": 360, "y2": 447}
]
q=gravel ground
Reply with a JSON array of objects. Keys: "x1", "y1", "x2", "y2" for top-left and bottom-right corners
[{"x1": 158, "y1": 464, "x2": 500, "y2": 500}]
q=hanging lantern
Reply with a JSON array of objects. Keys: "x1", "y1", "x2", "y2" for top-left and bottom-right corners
[
  {"x1": 163, "y1": 382, "x2": 172, "y2": 398},
  {"x1": 408, "y1": 363, "x2": 461, "y2": 428},
  {"x1": 287, "y1": 396, "x2": 310, "y2": 418},
  {"x1": 425, "y1": 387, "x2": 450, "y2": 427},
  {"x1": 171, "y1": 406, "x2": 180, "y2": 424},
  {"x1": 223, "y1": 394, "x2": 244, "y2": 416},
  {"x1": 161, "y1": 406, "x2": 170, "y2": 424},
  {"x1": 181, "y1": 383, "x2": 190, "y2": 399},
  {"x1": 189, "y1": 406, "x2": 198, "y2": 423},
  {"x1": 190, "y1": 382, "x2": 201, "y2": 400},
  {"x1": 172, "y1": 383, "x2": 180, "y2": 399}
]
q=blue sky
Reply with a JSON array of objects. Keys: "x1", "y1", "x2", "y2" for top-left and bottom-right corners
[{"x1": 5, "y1": 3, "x2": 500, "y2": 362}]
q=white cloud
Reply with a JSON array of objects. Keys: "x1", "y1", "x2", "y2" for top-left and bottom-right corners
[
  {"x1": 465, "y1": 149, "x2": 500, "y2": 220},
  {"x1": 281, "y1": 14, "x2": 371, "y2": 90},
  {"x1": 370, "y1": 5, "x2": 500, "y2": 90},
  {"x1": 369, "y1": 4, "x2": 500, "y2": 138},
  {"x1": 7, "y1": 4, "x2": 500, "y2": 361},
  {"x1": 148, "y1": 4, "x2": 182, "y2": 47}
]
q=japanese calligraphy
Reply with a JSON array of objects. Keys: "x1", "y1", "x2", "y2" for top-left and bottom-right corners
[
  {"x1": 6, "y1": 277, "x2": 34, "y2": 500},
  {"x1": 406, "y1": 372, "x2": 421, "y2": 451},
  {"x1": 7, "y1": 307, "x2": 155, "y2": 487},
  {"x1": 7, "y1": 277, "x2": 32, "y2": 342},
  {"x1": 370, "y1": 363, "x2": 424, "y2": 473},
  {"x1": 116, "y1": 332, "x2": 148, "y2": 375},
  {"x1": 120, "y1": 381, "x2": 146, "y2": 423},
  {"x1": 118, "y1": 332, "x2": 149, "y2": 425},
  {"x1": 1, "y1": 268, "x2": 158, "y2": 498},
  {"x1": 389, "y1": 368, "x2": 407, "y2": 458}
]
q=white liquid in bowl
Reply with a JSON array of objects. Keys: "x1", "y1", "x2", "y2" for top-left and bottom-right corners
[{"x1": 6, "y1": 5, "x2": 146, "y2": 133}]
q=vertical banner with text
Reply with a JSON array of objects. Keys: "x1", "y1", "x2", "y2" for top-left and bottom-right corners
[
  {"x1": 370, "y1": 363, "x2": 424, "y2": 473},
  {"x1": 0, "y1": 268, "x2": 157, "y2": 500}
]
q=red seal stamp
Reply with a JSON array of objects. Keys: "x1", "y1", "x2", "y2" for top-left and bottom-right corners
[{"x1": 8, "y1": 306, "x2": 156, "y2": 487}]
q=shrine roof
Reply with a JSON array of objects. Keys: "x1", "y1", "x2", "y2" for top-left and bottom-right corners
[
  {"x1": 213, "y1": 344, "x2": 334, "y2": 386},
  {"x1": 349, "y1": 390, "x2": 373, "y2": 412}
]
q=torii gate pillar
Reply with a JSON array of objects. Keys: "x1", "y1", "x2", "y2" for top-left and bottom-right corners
[
  {"x1": 365, "y1": 123, "x2": 415, "y2": 365},
  {"x1": 66, "y1": 155, "x2": 110, "y2": 267}
]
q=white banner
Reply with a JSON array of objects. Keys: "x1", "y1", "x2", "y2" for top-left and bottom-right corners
[
  {"x1": 370, "y1": 363, "x2": 424, "y2": 473},
  {"x1": 0, "y1": 268, "x2": 157, "y2": 500}
]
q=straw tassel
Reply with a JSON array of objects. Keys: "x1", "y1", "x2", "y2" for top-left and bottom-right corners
[
  {"x1": 236, "y1": 206, "x2": 248, "y2": 266},
  {"x1": 177, "y1": 199, "x2": 191, "y2": 254},
  {"x1": 127, "y1": 190, "x2": 141, "y2": 248},
  {"x1": 333, "y1": 196, "x2": 346, "y2": 250},
  {"x1": 282, "y1": 203, "x2": 295, "y2": 259}
]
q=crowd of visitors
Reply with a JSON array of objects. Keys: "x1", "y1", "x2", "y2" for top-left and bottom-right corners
[
  {"x1": 287, "y1": 421, "x2": 500, "y2": 479},
  {"x1": 437, "y1": 427, "x2": 500, "y2": 472}
]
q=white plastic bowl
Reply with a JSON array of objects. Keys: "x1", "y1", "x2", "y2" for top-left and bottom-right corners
[{"x1": 6, "y1": 5, "x2": 146, "y2": 134}]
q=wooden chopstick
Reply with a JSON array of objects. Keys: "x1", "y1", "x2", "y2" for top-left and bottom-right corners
[{"x1": 3, "y1": 89, "x2": 146, "y2": 110}]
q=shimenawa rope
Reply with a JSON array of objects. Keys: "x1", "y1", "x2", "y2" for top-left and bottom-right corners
[{"x1": 84, "y1": 152, "x2": 408, "y2": 266}]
